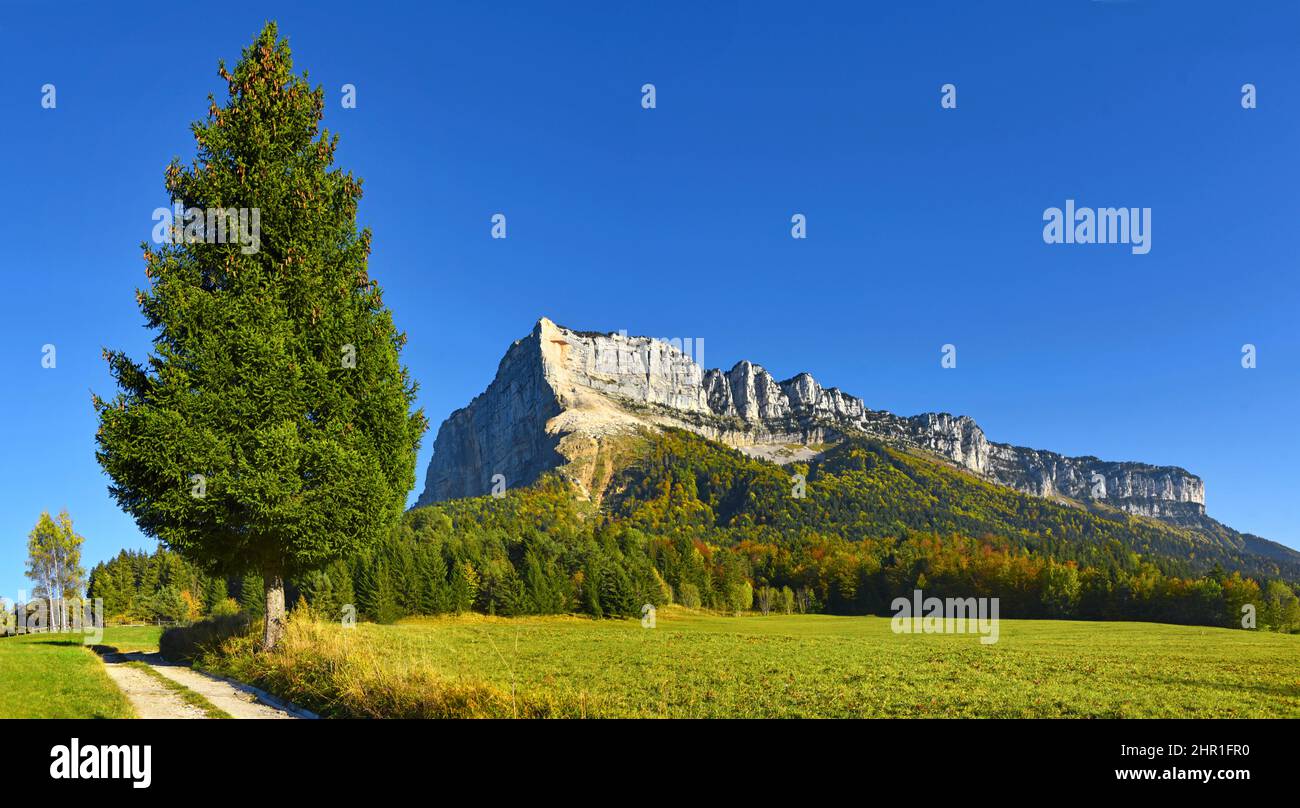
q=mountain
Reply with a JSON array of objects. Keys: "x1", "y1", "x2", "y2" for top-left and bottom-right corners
[{"x1": 416, "y1": 317, "x2": 1300, "y2": 580}]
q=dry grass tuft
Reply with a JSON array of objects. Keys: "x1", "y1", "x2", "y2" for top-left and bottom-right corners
[{"x1": 195, "y1": 608, "x2": 606, "y2": 718}]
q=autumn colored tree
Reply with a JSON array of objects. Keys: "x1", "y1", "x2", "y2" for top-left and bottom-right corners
[{"x1": 94, "y1": 23, "x2": 426, "y2": 649}]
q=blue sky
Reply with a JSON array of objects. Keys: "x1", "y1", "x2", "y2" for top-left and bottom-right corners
[{"x1": 2, "y1": 0, "x2": 1298, "y2": 597}]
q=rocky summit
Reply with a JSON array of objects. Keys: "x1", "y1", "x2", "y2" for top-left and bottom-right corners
[{"x1": 417, "y1": 318, "x2": 1210, "y2": 527}]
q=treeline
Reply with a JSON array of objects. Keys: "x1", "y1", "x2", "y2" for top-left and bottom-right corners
[
  {"x1": 88, "y1": 506, "x2": 666, "y2": 626},
  {"x1": 88, "y1": 548, "x2": 283, "y2": 623},
  {"x1": 342, "y1": 430, "x2": 1297, "y2": 630},
  {"x1": 352, "y1": 483, "x2": 670, "y2": 622},
  {"x1": 88, "y1": 430, "x2": 1300, "y2": 632}
]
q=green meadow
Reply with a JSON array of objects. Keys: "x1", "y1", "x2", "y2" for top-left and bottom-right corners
[
  {"x1": 0, "y1": 626, "x2": 159, "y2": 718},
  {"x1": 5, "y1": 615, "x2": 1294, "y2": 719},
  {"x1": 197, "y1": 608, "x2": 1300, "y2": 718},
  {"x1": 96, "y1": 625, "x2": 163, "y2": 654}
]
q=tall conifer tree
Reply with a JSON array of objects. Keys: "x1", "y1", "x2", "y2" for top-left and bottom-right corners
[{"x1": 94, "y1": 23, "x2": 426, "y2": 648}]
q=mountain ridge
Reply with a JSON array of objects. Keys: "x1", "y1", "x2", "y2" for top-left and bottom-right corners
[
  {"x1": 420, "y1": 318, "x2": 1202, "y2": 518},
  {"x1": 414, "y1": 317, "x2": 1300, "y2": 580}
]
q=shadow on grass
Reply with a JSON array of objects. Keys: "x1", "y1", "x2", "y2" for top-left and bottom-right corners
[{"x1": 39, "y1": 636, "x2": 100, "y2": 648}]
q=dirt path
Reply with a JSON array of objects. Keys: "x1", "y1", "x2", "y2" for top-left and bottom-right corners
[
  {"x1": 100, "y1": 657, "x2": 209, "y2": 719},
  {"x1": 100, "y1": 652, "x2": 306, "y2": 719}
]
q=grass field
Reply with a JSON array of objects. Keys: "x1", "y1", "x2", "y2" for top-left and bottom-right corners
[
  {"x1": 97, "y1": 625, "x2": 163, "y2": 654},
  {"x1": 0, "y1": 626, "x2": 163, "y2": 719},
  {"x1": 0, "y1": 630, "x2": 133, "y2": 718},
  {"x1": 198, "y1": 607, "x2": 1300, "y2": 718}
]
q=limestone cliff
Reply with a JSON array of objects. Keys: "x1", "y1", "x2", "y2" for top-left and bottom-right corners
[{"x1": 416, "y1": 318, "x2": 1207, "y2": 525}]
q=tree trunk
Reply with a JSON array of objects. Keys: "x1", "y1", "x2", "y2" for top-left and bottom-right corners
[
  {"x1": 263, "y1": 572, "x2": 286, "y2": 650},
  {"x1": 52, "y1": 557, "x2": 62, "y2": 631}
]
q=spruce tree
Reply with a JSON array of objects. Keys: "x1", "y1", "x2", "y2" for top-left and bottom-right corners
[
  {"x1": 239, "y1": 573, "x2": 266, "y2": 618},
  {"x1": 327, "y1": 560, "x2": 356, "y2": 622},
  {"x1": 93, "y1": 23, "x2": 426, "y2": 648},
  {"x1": 204, "y1": 576, "x2": 230, "y2": 614},
  {"x1": 419, "y1": 548, "x2": 449, "y2": 614},
  {"x1": 298, "y1": 569, "x2": 337, "y2": 618},
  {"x1": 356, "y1": 555, "x2": 399, "y2": 622}
]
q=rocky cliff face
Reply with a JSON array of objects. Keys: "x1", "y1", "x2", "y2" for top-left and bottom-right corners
[
  {"x1": 417, "y1": 318, "x2": 1207, "y2": 524},
  {"x1": 419, "y1": 329, "x2": 567, "y2": 502}
]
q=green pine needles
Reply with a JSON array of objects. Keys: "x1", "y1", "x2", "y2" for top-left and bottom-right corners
[{"x1": 93, "y1": 22, "x2": 427, "y2": 648}]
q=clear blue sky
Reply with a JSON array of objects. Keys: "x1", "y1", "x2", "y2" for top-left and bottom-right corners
[{"x1": 2, "y1": 0, "x2": 1298, "y2": 598}]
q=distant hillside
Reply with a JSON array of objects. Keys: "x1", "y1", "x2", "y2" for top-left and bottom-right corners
[{"x1": 604, "y1": 430, "x2": 1300, "y2": 583}]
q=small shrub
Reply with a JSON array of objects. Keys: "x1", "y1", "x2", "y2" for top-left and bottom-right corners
[
  {"x1": 209, "y1": 597, "x2": 241, "y2": 618},
  {"x1": 160, "y1": 613, "x2": 252, "y2": 663}
]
